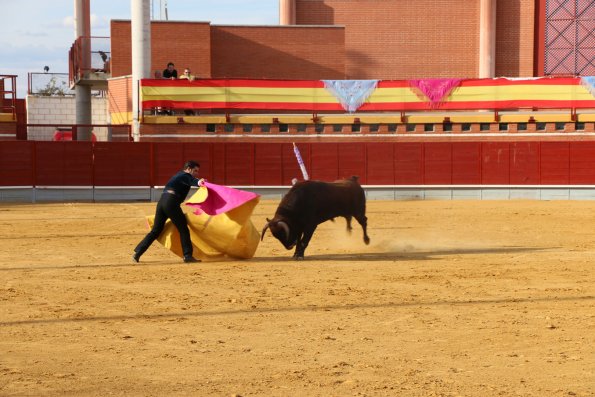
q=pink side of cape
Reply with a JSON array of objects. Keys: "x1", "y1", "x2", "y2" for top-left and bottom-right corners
[{"x1": 185, "y1": 181, "x2": 259, "y2": 215}]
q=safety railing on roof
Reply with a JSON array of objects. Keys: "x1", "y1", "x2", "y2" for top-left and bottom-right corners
[
  {"x1": 28, "y1": 73, "x2": 75, "y2": 96},
  {"x1": 69, "y1": 36, "x2": 111, "y2": 87},
  {"x1": 28, "y1": 72, "x2": 105, "y2": 97},
  {"x1": 0, "y1": 74, "x2": 17, "y2": 121}
]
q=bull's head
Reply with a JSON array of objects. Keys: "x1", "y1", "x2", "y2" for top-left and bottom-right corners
[{"x1": 261, "y1": 218, "x2": 297, "y2": 250}]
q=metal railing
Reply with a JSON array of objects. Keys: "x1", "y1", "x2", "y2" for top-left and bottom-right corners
[
  {"x1": 69, "y1": 36, "x2": 111, "y2": 86},
  {"x1": 0, "y1": 74, "x2": 17, "y2": 121},
  {"x1": 28, "y1": 72, "x2": 105, "y2": 97},
  {"x1": 28, "y1": 73, "x2": 75, "y2": 96}
]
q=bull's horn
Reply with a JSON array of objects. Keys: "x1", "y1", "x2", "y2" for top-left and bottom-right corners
[
  {"x1": 261, "y1": 222, "x2": 270, "y2": 241},
  {"x1": 277, "y1": 221, "x2": 290, "y2": 241}
]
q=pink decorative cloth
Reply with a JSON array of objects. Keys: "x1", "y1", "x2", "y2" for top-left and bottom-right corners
[
  {"x1": 408, "y1": 78, "x2": 463, "y2": 108},
  {"x1": 186, "y1": 181, "x2": 260, "y2": 215}
]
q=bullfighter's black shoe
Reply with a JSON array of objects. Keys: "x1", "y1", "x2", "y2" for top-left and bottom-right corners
[{"x1": 183, "y1": 256, "x2": 201, "y2": 263}]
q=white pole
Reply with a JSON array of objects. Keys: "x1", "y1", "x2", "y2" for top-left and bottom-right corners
[
  {"x1": 74, "y1": 0, "x2": 92, "y2": 140},
  {"x1": 279, "y1": 0, "x2": 296, "y2": 25},
  {"x1": 479, "y1": 0, "x2": 496, "y2": 78},
  {"x1": 131, "y1": 0, "x2": 151, "y2": 141}
]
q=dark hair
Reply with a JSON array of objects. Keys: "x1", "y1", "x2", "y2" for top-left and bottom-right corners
[
  {"x1": 167, "y1": 62, "x2": 175, "y2": 67},
  {"x1": 183, "y1": 160, "x2": 200, "y2": 170}
]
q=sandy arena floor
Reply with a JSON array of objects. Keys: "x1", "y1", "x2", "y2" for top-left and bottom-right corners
[{"x1": 0, "y1": 199, "x2": 593, "y2": 396}]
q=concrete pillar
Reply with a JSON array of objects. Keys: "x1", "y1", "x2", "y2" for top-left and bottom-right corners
[
  {"x1": 279, "y1": 0, "x2": 296, "y2": 25},
  {"x1": 74, "y1": 85, "x2": 92, "y2": 140},
  {"x1": 131, "y1": 0, "x2": 152, "y2": 142},
  {"x1": 479, "y1": 0, "x2": 496, "y2": 78},
  {"x1": 74, "y1": 0, "x2": 91, "y2": 70},
  {"x1": 74, "y1": 0, "x2": 92, "y2": 140}
]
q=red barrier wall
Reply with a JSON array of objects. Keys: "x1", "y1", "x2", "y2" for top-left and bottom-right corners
[
  {"x1": 93, "y1": 142, "x2": 152, "y2": 186},
  {"x1": 35, "y1": 142, "x2": 94, "y2": 186},
  {"x1": 0, "y1": 141, "x2": 34, "y2": 185},
  {"x1": 569, "y1": 143, "x2": 595, "y2": 184},
  {"x1": 452, "y1": 143, "x2": 481, "y2": 184},
  {"x1": 4, "y1": 141, "x2": 595, "y2": 187},
  {"x1": 541, "y1": 142, "x2": 569, "y2": 184}
]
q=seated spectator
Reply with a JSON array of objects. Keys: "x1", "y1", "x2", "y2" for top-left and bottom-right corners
[
  {"x1": 178, "y1": 68, "x2": 197, "y2": 115},
  {"x1": 163, "y1": 62, "x2": 177, "y2": 79},
  {"x1": 179, "y1": 68, "x2": 195, "y2": 81},
  {"x1": 153, "y1": 70, "x2": 173, "y2": 115}
]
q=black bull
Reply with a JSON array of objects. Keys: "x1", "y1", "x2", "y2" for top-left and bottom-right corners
[{"x1": 261, "y1": 176, "x2": 370, "y2": 259}]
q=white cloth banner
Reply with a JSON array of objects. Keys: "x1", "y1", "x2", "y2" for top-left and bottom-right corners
[{"x1": 322, "y1": 80, "x2": 379, "y2": 113}]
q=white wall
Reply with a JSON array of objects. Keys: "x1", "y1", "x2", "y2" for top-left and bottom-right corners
[{"x1": 26, "y1": 95, "x2": 109, "y2": 141}]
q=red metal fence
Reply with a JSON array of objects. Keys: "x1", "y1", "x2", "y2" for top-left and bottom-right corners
[{"x1": 2, "y1": 141, "x2": 595, "y2": 187}]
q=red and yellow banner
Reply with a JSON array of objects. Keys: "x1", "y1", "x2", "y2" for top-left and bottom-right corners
[{"x1": 141, "y1": 77, "x2": 595, "y2": 112}]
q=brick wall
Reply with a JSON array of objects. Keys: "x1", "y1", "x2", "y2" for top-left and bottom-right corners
[
  {"x1": 296, "y1": 0, "x2": 480, "y2": 79},
  {"x1": 26, "y1": 96, "x2": 109, "y2": 140},
  {"x1": 107, "y1": 76, "x2": 132, "y2": 124},
  {"x1": 211, "y1": 26, "x2": 345, "y2": 79},
  {"x1": 496, "y1": 0, "x2": 535, "y2": 76},
  {"x1": 110, "y1": 20, "x2": 212, "y2": 78},
  {"x1": 295, "y1": 0, "x2": 537, "y2": 78},
  {"x1": 109, "y1": 3, "x2": 538, "y2": 81}
]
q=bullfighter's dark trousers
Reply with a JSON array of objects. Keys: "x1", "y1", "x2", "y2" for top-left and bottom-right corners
[{"x1": 134, "y1": 192, "x2": 193, "y2": 259}]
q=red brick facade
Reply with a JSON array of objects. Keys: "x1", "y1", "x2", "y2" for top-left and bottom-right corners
[
  {"x1": 108, "y1": 1, "x2": 545, "y2": 80},
  {"x1": 107, "y1": 76, "x2": 132, "y2": 124},
  {"x1": 211, "y1": 26, "x2": 345, "y2": 79},
  {"x1": 496, "y1": 0, "x2": 536, "y2": 77},
  {"x1": 296, "y1": 0, "x2": 480, "y2": 79},
  {"x1": 111, "y1": 21, "x2": 345, "y2": 80},
  {"x1": 110, "y1": 20, "x2": 212, "y2": 78},
  {"x1": 295, "y1": 0, "x2": 536, "y2": 79}
]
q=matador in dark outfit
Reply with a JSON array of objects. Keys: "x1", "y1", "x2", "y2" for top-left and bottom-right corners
[{"x1": 133, "y1": 161, "x2": 202, "y2": 263}]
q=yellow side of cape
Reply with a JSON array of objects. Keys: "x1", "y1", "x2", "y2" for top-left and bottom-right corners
[{"x1": 147, "y1": 188, "x2": 260, "y2": 260}]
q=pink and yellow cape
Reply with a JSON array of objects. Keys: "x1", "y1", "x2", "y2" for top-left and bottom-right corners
[{"x1": 147, "y1": 182, "x2": 261, "y2": 260}]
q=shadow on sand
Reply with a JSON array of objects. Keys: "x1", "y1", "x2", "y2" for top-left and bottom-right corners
[
  {"x1": 2, "y1": 294, "x2": 593, "y2": 327},
  {"x1": 253, "y1": 246, "x2": 550, "y2": 262},
  {"x1": 0, "y1": 246, "x2": 550, "y2": 271}
]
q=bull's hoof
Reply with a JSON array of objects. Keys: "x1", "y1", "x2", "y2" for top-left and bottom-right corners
[
  {"x1": 294, "y1": 256, "x2": 305, "y2": 261},
  {"x1": 364, "y1": 236, "x2": 370, "y2": 245}
]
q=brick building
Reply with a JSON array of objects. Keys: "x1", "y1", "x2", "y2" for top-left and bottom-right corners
[
  {"x1": 96, "y1": 0, "x2": 594, "y2": 140},
  {"x1": 109, "y1": 0, "x2": 593, "y2": 81}
]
